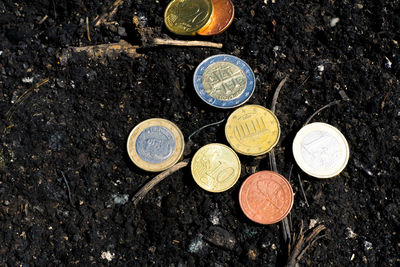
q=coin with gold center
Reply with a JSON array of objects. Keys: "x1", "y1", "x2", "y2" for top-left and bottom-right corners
[
  {"x1": 225, "y1": 105, "x2": 280, "y2": 156},
  {"x1": 164, "y1": 0, "x2": 213, "y2": 36},
  {"x1": 191, "y1": 143, "x2": 241, "y2": 192},
  {"x1": 127, "y1": 118, "x2": 185, "y2": 172},
  {"x1": 193, "y1": 54, "x2": 255, "y2": 108}
]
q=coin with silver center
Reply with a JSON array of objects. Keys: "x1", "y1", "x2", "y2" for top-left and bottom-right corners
[
  {"x1": 292, "y1": 122, "x2": 350, "y2": 178},
  {"x1": 127, "y1": 118, "x2": 185, "y2": 172},
  {"x1": 193, "y1": 54, "x2": 255, "y2": 108}
]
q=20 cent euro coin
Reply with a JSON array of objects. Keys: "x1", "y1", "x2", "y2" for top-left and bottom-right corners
[
  {"x1": 191, "y1": 143, "x2": 241, "y2": 192},
  {"x1": 239, "y1": 171, "x2": 293, "y2": 224},
  {"x1": 127, "y1": 118, "x2": 185, "y2": 172},
  {"x1": 193, "y1": 54, "x2": 255, "y2": 108},
  {"x1": 164, "y1": 0, "x2": 213, "y2": 35},
  {"x1": 225, "y1": 105, "x2": 280, "y2": 156},
  {"x1": 292, "y1": 122, "x2": 349, "y2": 178}
]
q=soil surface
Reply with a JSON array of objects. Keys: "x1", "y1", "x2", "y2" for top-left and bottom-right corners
[{"x1": 1, "y1": 0, "x2": 399, "y2": 266}]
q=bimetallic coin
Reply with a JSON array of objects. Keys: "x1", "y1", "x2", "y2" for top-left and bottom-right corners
[
  {"x1": 197, "y1": 0, "x2": 235, "y2": 36},
  {"x1": 164, "y1": 0, "x2": 213, "y2": 36},
  {"x1": 292, "y1": 122, "x2": 349, "y2": 178},
  {"x1": 191, "y1": 143, "x2": 241, "y2": 192},
  {"x1": 127, "y1": 118, "x2": 185, "y2": 172},
  {"x1": 193, "y1": 54, "x2": 255, "y2": 108},
  {"x1": 239, "y1": 171, "x2": 293, "y2": 224},
  {"x1": 225, "y1": 105, "x2": 280, "y2": 156}
]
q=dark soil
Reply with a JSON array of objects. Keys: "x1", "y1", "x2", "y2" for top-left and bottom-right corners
[{"x1": 1, "y1": 0, "x2": 399, "y2": 266}]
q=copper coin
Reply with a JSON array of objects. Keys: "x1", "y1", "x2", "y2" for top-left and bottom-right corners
[
  {"x1": 197, "y1": 0, "x2": 234, "y2": 36},
  {"x1": 239, "y1": 171, "x2": 293, "y2": 224}
]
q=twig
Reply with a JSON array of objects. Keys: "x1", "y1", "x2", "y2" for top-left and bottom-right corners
[
  {"x1": 188, "y1": 118, "x2": 226, "y2": 141},
  {"x1": 152, "y1": 38, "x2": 223, "y2": 48},
  {"x1": 59, "y1": 40, "x2": 142, "y2": 65},
  {"x1": 60, "y1": 171, "x2": 73, "y2": 206},
  {"x1": 271, "y1": 75, "x2": 289, "y2": 113},
  {"x1": 94, "y1": 0, "x2": 124, "y2": 27},
  {"x1": 86, "y1": 16, "x2": 91, "y2": 42},
  {"x1": 268, "y1": 75, "x2": 291, "y2": 244},
  {"x1": 38, "y1": 15, "x2": 48, "y2": 25},
  {"x1": 5, "y1": 78, "x2": 49, "y2": 125},
  {"x1": 51, "y1": 0, "x2": 57, "y2": 19},
  {"x1": 132, "y1": 159, "x2": 189, "y2": 206},
  {"x1": 286, "y1": 224, "x2": 326, "y2": 267},
  {"x1": 303, "y1": 100, "x2": 341, "y2": 125},
  {"x1": 297, "y1": 174, "x2": 309, "y2": 207}
]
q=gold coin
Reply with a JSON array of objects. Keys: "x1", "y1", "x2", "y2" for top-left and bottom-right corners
[
  {"x1": 127, "y1": 118, "x2": 185, "y2": 172},
  {"x1": 191, "y1": 143, "x2": 241, "y2": 192},
  {"x1": 225, "y1": 105, "x2": 280, "y2": 156},
  {"x1": 164, "y1": 0, "x2": 213, "y2": 36}
]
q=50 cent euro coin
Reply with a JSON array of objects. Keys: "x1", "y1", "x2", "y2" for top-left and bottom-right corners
[
  {"x1": 225, "y1": 105, "x2": 280, "y2": 156},
  {"x1": 127, "y1": 118, "x2": 185, "y2": 172}
]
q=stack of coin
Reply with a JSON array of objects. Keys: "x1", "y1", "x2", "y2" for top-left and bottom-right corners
[
  {"x1": 225, "y1": 105, "x2": 280, "y2": 156},
  {"x1": 292, "y1": 122, "x2": 350, "y2": 178},
  {"x1": 164, "y1": 0, "x2": 234, "y2": 36},
  {"x1": 193, "y1": 55, "x2": 255, "y2": 108},
  {"x1": 127, "y1": 118, "x2": 185, "y2": 172},
  {"x1": 191, "y1": 143, "x2": 241, "y2": 192},
  {"x1": 239, "y1": 171, "x2": 294, "y2": 224}
]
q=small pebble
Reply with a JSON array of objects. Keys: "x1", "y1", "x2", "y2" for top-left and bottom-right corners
[
  {"x1": 330, "y1": 17, "x2": 340, "y2": 27},
  {"x1": 22, "y1": 77, "x2": 33, "y2": 83},
  {"x1": 101, "y1": 251, "x2": 115, "y2": 262}
]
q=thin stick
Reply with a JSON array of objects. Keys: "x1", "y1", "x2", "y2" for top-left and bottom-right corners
[
  {"x1": 152, "y1": 38, "x2": 223, "y2": 49},
  {"x1": 86, "y1": 16, "x2": 91, "y2": 42},
  {"x1": 38, "y1": 15, "x2": 48, "y2": 25},
  {"x1": 304, "y1": 100, "x2": 341, "y2": 125},
  {"x1": 94, "y1": 0, "x2": 124, "y2": 27},
  {"x1": 271, "y1": 75, "x2": 289, "y2": 113},
  {"x1": 60, "y1": 171, "x2": 73, "y2": 206},
  {"x1": 268, "y1": 75, "x2": 291, "y2": 244},
  {"x1": 188, "y1": 118, "x2": 226, "y2": 141},
  {"x1": 132, "y1": 159, "x2": 189, "y2": 206},
  {"x1": 297, "y1": 174, "x2": 309, "y2": 207}
]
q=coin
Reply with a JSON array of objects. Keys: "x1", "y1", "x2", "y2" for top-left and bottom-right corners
[
  {"x1": 225, "y1": 105, "x2": 280, "y2": 156},
  {"x1": 239, "y1": 170, "x2": 293, "y2": 224},
  {"x1": 191, "y1": 143, "x2": 241, "y2": 192},
  {"x1": 197, "y1": 0, "x2": 234, "y2": 36},
  {"x1": 127, "y1": 118, "x2": 185, "y2": 172},
  {"x1": 164, "y1": 0, "x2": 213, "y2": 36},
  {"x1": 193, "y1": 54, "x2": 255, "y2": 108},
  {"x1": 292, "y1": 122, "x2": 350, "y2": 178}
]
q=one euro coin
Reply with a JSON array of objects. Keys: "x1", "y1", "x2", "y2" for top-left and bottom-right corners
[
  {"x1": 292, "y1": 122, "x2": 350, "y2": 178},
  {"x1": 127, "y1": 118, "x2": 185, "y2": 172}
]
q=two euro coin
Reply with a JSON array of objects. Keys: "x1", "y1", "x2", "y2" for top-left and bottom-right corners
[
  {"x1": 127, "y1": 118, "x2": 184, "y2": 172},
  {"x1": 292, "y1": 122, "x2": 350, "y2": 178},
  {"x1": 193, "y1": 55, "x2": 255, "y2": 108}
]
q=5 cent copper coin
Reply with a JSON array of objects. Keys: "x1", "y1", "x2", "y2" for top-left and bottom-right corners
[
  {"x1": 239, "y1": 171, "x2": 293, "y2": 224},
  {"x1": 197, "y1": 0, "x2": 234, "y2": 36}
]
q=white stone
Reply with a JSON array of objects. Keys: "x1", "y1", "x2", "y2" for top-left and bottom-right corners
[
  {"x1": 22, "y1": 77, "x2": 34, "y2": 83},
  {"x1": 101, "y1": 251, "x2": 115, "y2": 262},
  {"x1": 330, "y1": 17, "x2": 340, "y2": 27}
]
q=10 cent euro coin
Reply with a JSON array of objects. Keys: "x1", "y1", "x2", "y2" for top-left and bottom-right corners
[
  {"x1": 191, "y1": 143, "x2": 241, "y2": 192},
  {"x1": 239, "y1": 171, "x2": 294, "y2": 224},
  {"x1": 292, "y1": 122, "x2": 350, "y2": 178},
  {"x1": 164, "y1": 0, "x2": 213, "y2": 35},
  {"x1": 127, "y1": 118, "x2": 185, "y2": 172},
  {"x1": 193, "y1": 54, "x2": 255, "y2": 108},
  {"x1": 225, "y1": 105, "x2": 280, "y2": 156}
]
